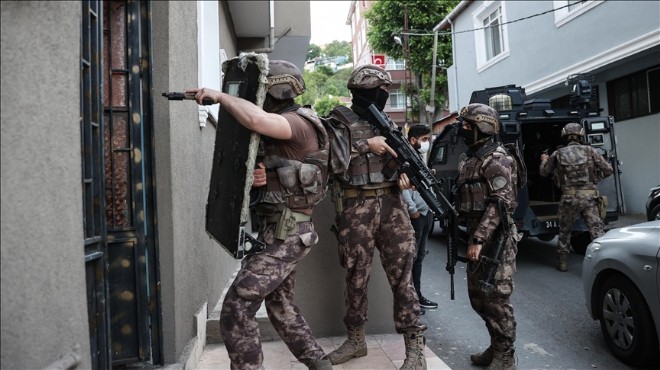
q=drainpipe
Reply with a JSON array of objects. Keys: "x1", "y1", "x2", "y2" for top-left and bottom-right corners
[
  {"x1": 250, "y1": 1, "x2": 291, "y2": 54},
  {"x1": 448, "y1": 18, "x2": 459, "y2": 111},
  {"x1": 428, "y1": 30, "x2": 439, "y2": 123}
]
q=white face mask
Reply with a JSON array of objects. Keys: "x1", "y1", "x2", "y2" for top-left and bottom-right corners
[{"x1": 418, "y1": 141, "x2": 430, "y2": 154}]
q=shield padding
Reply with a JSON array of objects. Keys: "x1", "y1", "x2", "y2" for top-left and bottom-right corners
[{"x1": 206, "y1": 54, "x2": 267, "y2": 258}]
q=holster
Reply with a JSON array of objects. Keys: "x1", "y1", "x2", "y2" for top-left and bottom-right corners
[
  {"x1": 330, "y1": 181, "x2": 344, "y2": 214},
  {"x1": 273, "y1": 207, "x2": 311, "y2": 240}
]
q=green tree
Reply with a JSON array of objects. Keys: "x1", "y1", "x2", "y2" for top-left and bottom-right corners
[
  {"x1": 313, "y1": 95, "x2": 345, "y2": 117},
  {"x1": 365, "y1": 0, "x2": 459, "y2": 120},
  {"x1": 306, "y1": 44, "x2": 322, "y2": 61},
  {"x1": 323, "y1": 40, "x2": 353, "y2": 62}
]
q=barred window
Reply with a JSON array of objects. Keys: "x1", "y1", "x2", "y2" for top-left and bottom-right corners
[{"x1": 607, "y1": 65, "x2": 660, "y2": 122}]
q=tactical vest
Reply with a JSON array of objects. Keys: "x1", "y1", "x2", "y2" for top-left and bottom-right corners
[
  {"x1": 555, "y1": 144, "x2": 595, "y2": 188},
  {"x1": 326, "y1": 106, "x2": 397, "y2": 186},
  {"x1": 261, "y1": 107, "x2": 330, "y2": 210},
  {"x1": 457, "y1": 142, "x2": 519, "y2": 216}
]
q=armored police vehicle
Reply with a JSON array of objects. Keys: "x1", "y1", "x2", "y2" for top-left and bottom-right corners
[{"x1": 429, "y1": 75, "x2": 624, "y2": 254}]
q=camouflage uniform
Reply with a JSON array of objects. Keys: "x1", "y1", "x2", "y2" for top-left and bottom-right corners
[
  {"x1": 456, "y1": 103, "x2": 521, "y2": 368},
  {"x1": 458, "y1": 143, "x2": 520, "y2": 355},
  {"x1": 326, "y1": 64, "x2": 426, "y2": 369},
  {"x1": 539, "y1": 133, "x2": 613, "y2": 257},
  {"x1": 220, "y1": 221, "x2": 324, "y2": 370},
  {"x1": 220, "y1": 60, "x2": 331, "y2": 370}
]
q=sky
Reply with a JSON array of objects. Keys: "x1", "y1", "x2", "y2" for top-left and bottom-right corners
[{"x1": 309, "y1": 1, "x2": 352, "y2": 46}]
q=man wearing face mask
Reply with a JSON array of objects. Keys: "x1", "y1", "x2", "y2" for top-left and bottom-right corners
[
  {"x1": 325, "y1": 64, "x2": 428, "y2": 369},
  {"x1": 402, "y1": 124, "x2": 438, "y2": 314},
  {"x1": 188, "y1": 59, "x2": 332, "y2": 370},
  {"x1": 455, "y1": 103, "x2": 520, "y2": 370}
]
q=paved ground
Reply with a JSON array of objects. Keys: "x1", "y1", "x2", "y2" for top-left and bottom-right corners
[
  {"x1": 197, "y1": 213, "x2": 648, "y2": 369},
  {"x1": 198, "y1": 334, "x2": 451, "y2": 369}
]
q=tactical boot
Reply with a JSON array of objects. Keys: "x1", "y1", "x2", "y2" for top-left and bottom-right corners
[
  {"x1": 470, "y1": 346, "x2": 493, "y2": 366},
  {"x1": 309, "y1": 356, "x2": 333, "y2": 370},
  {"x1": 487, "y1": 348, "x2": 515, "y2": 370},
  {"x1": 327, "y1": 326, "x2": 367, "y2": 365},
  {"x1": 557, "y1": 254, "x2": 568, "y2": 272},
  {"x1": 400, "y1": 331, "x2": 427, "y2": 370}
]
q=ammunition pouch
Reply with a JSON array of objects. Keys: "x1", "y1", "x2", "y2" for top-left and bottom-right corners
[{"x1": 265, "y1": 157, "x2": 326, "y2": 209}]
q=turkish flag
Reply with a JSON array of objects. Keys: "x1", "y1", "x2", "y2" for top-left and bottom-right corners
[{"x1": 371, "y1": 54, "x2": 385, "y2": 66}]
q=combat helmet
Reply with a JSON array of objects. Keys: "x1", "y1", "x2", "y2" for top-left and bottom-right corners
[
  {"x1": 267, "y1": 60, "x2": 306, "y2": 100},
  {"x1": 347, "y1": 64, "x2": 392, "y2": 89},
  {"x1": 459, "y1": 103, "x2": 499, "y2": 135},
  {"x1": 561, "y1": 122, "x2": 585, "y2": 137}
]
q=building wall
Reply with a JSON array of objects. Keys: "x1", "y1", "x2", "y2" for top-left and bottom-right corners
[
  {"x1": 270, "y1": 1, "x2": 312, "y2": 70},
  {"x1": 612, "y1": 116, "x2": 660, "y2": 214},
  {"x1": 151, "y1": 1, "x2": 239, "y2": 363},
  {"x1": 445, "y1": 0, "x2": 660, "y2": 215},
  {"x1": 448, "y1": 0, "x2": 660, "y2": 108},
  {"x1": 0, "y1": 1, "x2": 91, "y2": 369}
]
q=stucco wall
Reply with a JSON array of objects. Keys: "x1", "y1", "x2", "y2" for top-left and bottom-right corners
[
  {"x1": 612, "y1": 115, "x2": 660, "y2": 215},
  {"x1": 0, "y1": 1, "x2": 91, "y2": 369},
  {"x1": 292, "y1": 198, "x2": 396, "y2": 337},
  {"x1": 152, "y1": 1, "x2": 240, "y2": 363},
  {"x1": 449, "y1": 1, "x2": 660, "y2": 106}
]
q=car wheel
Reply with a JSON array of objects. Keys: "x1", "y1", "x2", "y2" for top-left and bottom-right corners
[
  {"x1": 597, "y1": 275, "x2": 660, "y2": 366},
  {"x1": 649, "y1": 203, "x2": 660, "y2": 221},
  {"x1": 570, "y1": 232, "x2": 590, "y2": 255}
]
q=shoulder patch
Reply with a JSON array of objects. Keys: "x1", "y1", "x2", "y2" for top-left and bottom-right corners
[{"x1": 490, "y1": 176, "x2": 508, "y2": 191}]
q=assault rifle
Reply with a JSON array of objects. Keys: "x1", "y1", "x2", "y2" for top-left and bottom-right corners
[
  {"x1": 367, "y1": 105, "x2": 465, "y2": 298},
  {"x1": 478, "y1": 198, "x2": 512, "y2": 294},
  {"x1": 444, "y1": 178, "x2": 468, "y2": 300},
  {"x1": 366, "y1": 104, "x2": 457, "y2": 220}
]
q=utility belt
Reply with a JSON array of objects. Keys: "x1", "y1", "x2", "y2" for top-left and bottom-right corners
[
  {"x1": 255, "y1": 204, "x2": 311, "y2": 240},
  {"x1": 341, "y1": 186, "x2": 397, "y2": 198},
  {"x1": 562, "y1": 188, "x2": 598, "y2": 196}
]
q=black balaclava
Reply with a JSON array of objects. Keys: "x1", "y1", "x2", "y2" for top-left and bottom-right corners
[
  {"x1": 460, "y1": 120, "x2": 492, "y2": 149},
  {"x1": 263, "y1": 94, "x2": 296, "y2": 114},
  {"x1": 350, "y1": 87, "x2": 389, "y2": 114}
]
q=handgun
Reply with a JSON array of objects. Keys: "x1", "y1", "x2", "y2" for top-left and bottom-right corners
[{"x1": 162, "y1": 91, "x2": 214, "y2": 106}]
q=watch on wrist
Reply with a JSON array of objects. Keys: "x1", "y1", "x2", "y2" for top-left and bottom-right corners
[{"x1": 472, "y1": 238, "x2": 484, "y2": 245}]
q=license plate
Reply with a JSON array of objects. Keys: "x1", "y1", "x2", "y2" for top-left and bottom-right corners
[{"x1": 545, "y1": 220, "x2": 559, "y2": 229}]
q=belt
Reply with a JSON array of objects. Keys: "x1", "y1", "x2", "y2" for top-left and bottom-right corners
[
  {"x1": 342, "y1": 186, "x2": 395, "y2": 198},
  {"x1": 563, "y1": 189, "x2": 598, "y2": 196},
  {"x1": 257, "y1": 210, "x2": 311, "y2": 225}
]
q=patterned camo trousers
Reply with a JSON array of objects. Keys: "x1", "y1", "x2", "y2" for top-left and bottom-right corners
[
  {"x1": 336, "y1": 193, "x2": 426, "y2": 333},
  {"x1": 220, "y1": 221, "x2": 325, "y2": 370},
  {"x1": 467, "y1": 233, "x2": 518, "y2": 352},
  {"x1": 557, "y1": 194, "x2": 604, "y2": 255}
]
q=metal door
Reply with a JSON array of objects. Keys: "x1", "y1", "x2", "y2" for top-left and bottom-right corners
[{"x1": 81, "y1": 1, "x2": 161, "y2": 368}]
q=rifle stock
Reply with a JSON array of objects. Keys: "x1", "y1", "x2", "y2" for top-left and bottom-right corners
[{"x1": 477, "y1": 198, "x2": 511, "y2": 294}]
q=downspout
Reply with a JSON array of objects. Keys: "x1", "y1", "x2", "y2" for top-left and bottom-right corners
[
  {"x1": 428, "y1": 30, "x2": 438, "y2": 124},
  {"x1": 448, "y1": 18, "x2": 459, "y2": 112},
  {"x1": 250, "y1": 1, "x2": 291, "y2": 54},
  {"x1": 250, "y1": 1, "x2": 275, "y2": 53}
]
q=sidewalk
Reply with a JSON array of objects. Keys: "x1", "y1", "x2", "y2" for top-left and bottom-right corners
[{"x1": 197, "y1": 334, "x2": 451, "y2": 369}]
